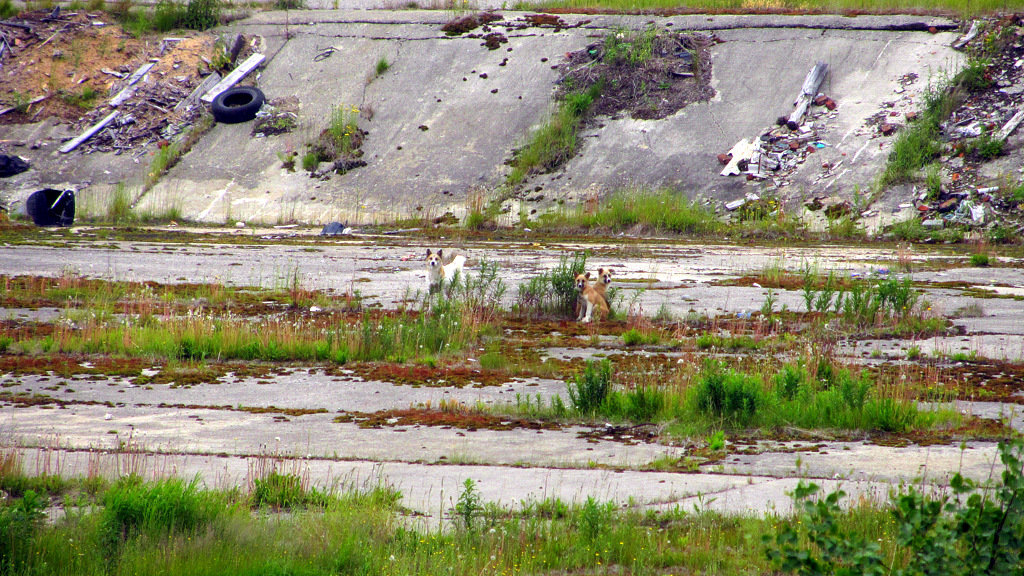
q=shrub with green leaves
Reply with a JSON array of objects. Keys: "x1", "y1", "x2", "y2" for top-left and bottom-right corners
[
  {"x1": 693, "y1": 363, "x2": 764, "y2": 425},
  {"x1": 515, "y1": 251, "x2": 587, "y2": 318},
  {"x1": 0, "y1": 490, "x2": 47, "y2": 572},
  {"x1": 567, "y1": 359, "x2": 612, "y2": 415},
  {"x1": 767, "y1": 439, "x2": 1024, "y2": 576}
]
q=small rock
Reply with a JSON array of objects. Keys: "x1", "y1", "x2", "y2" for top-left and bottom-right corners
[
  {"x1": 879, "y1": 123, "x2": 898, "y2": 136},
  {"x1": 938, "y1": 198, "x2": 959, "y2": 212},
  {"x1": 716, "y1": 153, "x2": 732, "y2": 164},
  {"x1": 922, "y1": 219, "x2": 944, "y2": 228}
]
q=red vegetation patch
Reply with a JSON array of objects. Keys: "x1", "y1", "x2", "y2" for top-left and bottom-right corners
[{"x1": 349, "y1": 362, "x2": 512, "y2": 388}]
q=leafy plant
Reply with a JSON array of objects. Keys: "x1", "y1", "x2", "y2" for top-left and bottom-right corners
[
  {"x1": 567, "y1": 359, "x2": 612, "y2": 415},
  {"x1": 453, "y1": 478, "x2": 481, "y2": 531},
  {"x1": 375, "y1": 56, "x2": 390, "y2": 76},
  {"x1": 181, "y1": 0, "x2": 220, "y2": 30},
  {"x1": 767, "y1": 439, "x2": 1024, "y2": 576},
  {"x1": 970, "y1": 252, "x2": 990, "y2": 267}
]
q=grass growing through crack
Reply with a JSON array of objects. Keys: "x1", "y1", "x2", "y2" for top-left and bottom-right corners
[
  {"x1": 533, "y1": 356, "x2": 958, "y2": 435},
  {"x1": 507, "y1": 83, "x2": 601, "y2": 185},
  {"x1": 538, "y1": 187, "x2": 722, "y2": 234}
]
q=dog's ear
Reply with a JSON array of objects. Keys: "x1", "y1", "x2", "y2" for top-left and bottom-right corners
[
  {"x1": 426, "y1": 249, "x2": 432, "y2": 257},
  {"x1": 597, "y1": 268, "x2": 605, "y2": 275},
  {"x1": 585, "y1": 272, "x2": 591, "y2": 279},
  {"x1": 437, "y1": 249, "x2": 443, "y2": 259}
]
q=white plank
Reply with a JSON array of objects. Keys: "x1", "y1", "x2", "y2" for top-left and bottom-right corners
[
  {"x1": 200, "y1": 53, "x2": 265, "y2": 103},
  {"x1": 786, "y1": 62, "x2": 828, "y2": 130},
  {"x1": 109, "y1": 61, "x2": 155, "y2": 107},
  {"x1": 59, "y1": 111, "x2": 119, "y2": 153},
  {"x1": 720, "y1": 138, "x2": 758, "y2": 177},
  {"x1": 996, "y1": 109, "x2": 1024, "y2": 141}
]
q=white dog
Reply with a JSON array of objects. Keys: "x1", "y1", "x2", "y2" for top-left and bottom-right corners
[{"x1": 425, "y1": 249, "x2": 466, "y2": 293}]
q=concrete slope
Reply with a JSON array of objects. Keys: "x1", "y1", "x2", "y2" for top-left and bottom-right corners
[{"x1": 135, "y1": 11, "x2": 961, "y2": 225}]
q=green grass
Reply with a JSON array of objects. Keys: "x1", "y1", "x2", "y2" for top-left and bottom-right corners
[
  {"x1": 544, "y1": 355, "x2": 957, "y2": 436},
  {"x1": 507, "y1": 83, "x2": 601, "y2": 185},
  {"x1": 0, "y1": 0, "x2": 18, "y2": 18},
  {"x1": 106, "y1": 183, "x2": 136, "y2": 225},
  {"x1": 538, "y1": 188, "x2": 722, "y2": 235},
  {"x1": 5, "y1": 440, "x2": 1024, "y2": 576},
  {"x1": 327, "y1": 104, "x2": 361, "y2": 157},
  {"x1": 514, "y1": 251, "x2": 587, "y2": 318},
  {"x1": 375, "y1": 56, "x2": 390, "y2": 76}
]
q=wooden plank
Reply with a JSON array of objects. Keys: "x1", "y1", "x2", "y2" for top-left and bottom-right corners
[
  {"x1": 952, "y1": 20, "x2": 980, "y2": 50},
  {"x1": 786, "y1": 61, "x2": 828, "y2": 130},
  {"x1": 200, "y1": 53, "x2": 265, "y2": 103},
  {"x1": 109, "y1": 61, "x2": 155, "y2": 107},
  {"x1": 174, "y1": 72, "x2": 221, "y2": 112},
  {"x1": 996, "y1": 109, "x2": 1024, "y2": 141},
  {"x1": 59, "y1": 111, "x2": 119, "y2": 153}
]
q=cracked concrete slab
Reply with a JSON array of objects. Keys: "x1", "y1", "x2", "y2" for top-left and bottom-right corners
[
  {"x1": 2, "y1": 11, "x2": 964, "y2": 226},
  {"x1": 3, "y1": 237, "x2": 1022, "y2": 523}
]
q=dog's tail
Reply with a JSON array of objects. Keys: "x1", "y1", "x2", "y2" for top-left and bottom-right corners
[{"x1": 445, "y1": 255, "x2": 467, "y2": 283}]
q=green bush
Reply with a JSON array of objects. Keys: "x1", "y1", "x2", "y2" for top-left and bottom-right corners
[
  {"x1": 515, "y1": 252, "x2": 587, "y2": 318},
  {"x1": 767, "y1": 439, "x2": 1024, "y2": 576},
  {"x1": 693, "y1": 363, "x2": 764, "y2": 425},
  {"x1": 970, "y1": 252, "x2": 990, "y2": 267},
  {"x1": 153, "y1": 0, "x2": 184, "y2": 31},
  {"x1": 253, "y1": 472, "x2": 325, "y2": 510},
  {"x1": 567, "y1": 359, "x2": 612, "y2": 415}
]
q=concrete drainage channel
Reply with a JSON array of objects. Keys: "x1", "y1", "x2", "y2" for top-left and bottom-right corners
[{"x1": 2, "y1": 235, "x2": 1023, "y2": 526}]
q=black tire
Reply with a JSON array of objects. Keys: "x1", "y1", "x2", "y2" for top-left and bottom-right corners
[
  {"x1": 211, "y1": 86, "x2": 265, "y2": 124},
  {"x1": 26, "y1": 188, "x2": 75, "y2": 227}
]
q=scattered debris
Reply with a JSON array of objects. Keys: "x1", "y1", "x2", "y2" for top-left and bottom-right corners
[
  {"x1": 252, "y1": 96, "x2": 299, "y2": 137},
  {"x1": 320, "y1": 221, "x2": 354, "y2": 236},
  {"x1": 903, "y1": 16, "x2": 1024, "y2": 234},
  {"x1": 720, "y1": 89, "x2": 839, "y2": 186},
  {"x1": 59, "y1": 110, "x2": 118, "y2": 153}
]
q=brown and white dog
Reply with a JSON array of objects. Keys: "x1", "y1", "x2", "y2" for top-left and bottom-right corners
[
  {"x1": 593, "y1": 267, "x2": 612, "y2": 309},
  {"x1": 575, "y1": 272, "x2": 609, "y2": 323},
  {"x1": 426, "y1": 249, "x2": 466, "y2": 293}
]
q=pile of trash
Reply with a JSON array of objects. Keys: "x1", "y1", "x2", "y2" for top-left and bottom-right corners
[
  {"x1": 718, "y1": 61, "x2": 840, "y2": 211},
  {"x1": 912, "y1": 16, "x2": 1024, "y2": 233}
]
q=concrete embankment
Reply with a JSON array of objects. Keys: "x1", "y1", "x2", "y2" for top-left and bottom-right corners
[{"x1": 3, "y1": 10, "x2": 962, "y2": 225}]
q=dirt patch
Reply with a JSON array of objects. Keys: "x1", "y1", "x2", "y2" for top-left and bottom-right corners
[
  {"x1": 441, "y1": 11, "x2": 502, "y2": 36},
  {"x1": 558, "y1": 30, "x2": 717, "y2": 120},
  {"x1": 347, "y1": 362, "x2": 513, "y2": 388},
  {"x1": 0, "y1": 10, "x2": 147, "y2": 125},
  {"x1": 0, "y1": 9, "x2": 225, "y2": 154}
]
